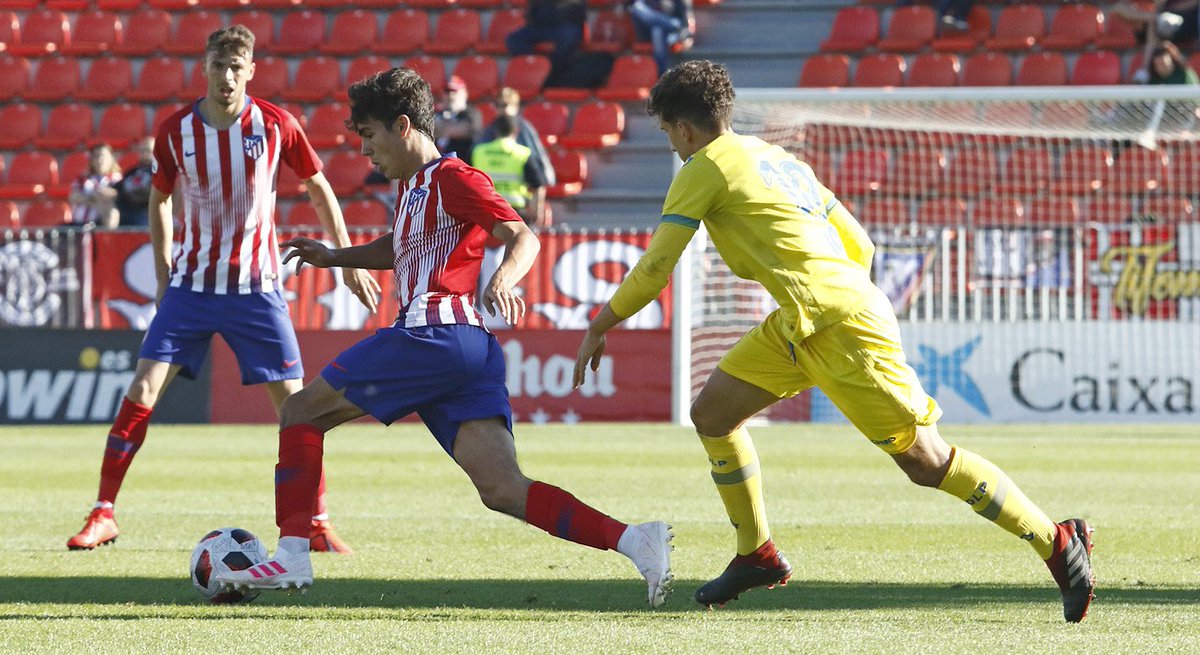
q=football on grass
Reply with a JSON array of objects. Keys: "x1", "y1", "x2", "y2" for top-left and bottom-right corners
[{"x1": 190, "y1": 527, "x2": 269, "y2": 604}]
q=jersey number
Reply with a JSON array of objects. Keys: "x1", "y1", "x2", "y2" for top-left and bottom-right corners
[{"x1": 757, "y1": 159, "x2": 845, "y2": 257}]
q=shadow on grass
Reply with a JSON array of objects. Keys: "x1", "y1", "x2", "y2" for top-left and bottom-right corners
[{"x1": 2, "y1": 577, "x2": 1198, "y2": 615}]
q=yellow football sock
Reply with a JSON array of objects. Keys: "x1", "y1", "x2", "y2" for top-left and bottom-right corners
[
  {"x1": 699, "y1": 427, "x2": 771, "y2": 556},
  {"x1": 938, "y1": 446, "x2": 1057, "y2": 559}
]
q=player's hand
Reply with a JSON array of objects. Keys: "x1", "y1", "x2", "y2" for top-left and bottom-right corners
[
  {"x1": 343, "y1": 267, "x2": 380, "y2": 313},
  {"x1": 482, "y1": 279, "x2": 526, "y2": 325},
  {"x1": 573, "y1": 330, "x2": 606, "y2": 388},
  {"x1": 281, "y1": 237, "x2": 336, "y2": 272}
]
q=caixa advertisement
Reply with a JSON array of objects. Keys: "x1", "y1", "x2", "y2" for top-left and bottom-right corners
[{"x1": 0, "y1": 330, "x2": 209, "y2": 424}]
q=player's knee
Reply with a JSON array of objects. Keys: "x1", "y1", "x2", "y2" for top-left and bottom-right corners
[
  {"x1": 474, "y1": 476, "x2": 526, "y2": 517},
  {"x1": 278, "y1": 393, "x2": 318, "y2": 428},
  {"x1": 690, "y1": 401, "x2": 734, "y2": 436}
]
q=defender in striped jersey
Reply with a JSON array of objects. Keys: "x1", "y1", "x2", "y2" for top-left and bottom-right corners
[
  {"x1": 67, "y1": 26, "x2": 381, "y2": 554},
  {"x1": 217, "y1": 68, "x2": 675, "y2": 608}
]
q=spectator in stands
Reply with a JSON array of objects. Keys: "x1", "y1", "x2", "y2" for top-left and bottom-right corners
[
  {"x1": 434, "y1": 75, "x2": 483, "y2": 165},
  {"x1": 897, "y1": 0, "x2": 975, "y2": 32},
  {"x1": 68, "y1": 143, "x2": 121, "y2": 229},
  {"x1": 115, "y1": 137, "x2": 155, "y2": 228},
  {"x1": 479, "y1": 87, "x2": 556, "y2": 188},
  {"x1": 1149, "y1": 39, "x2": 1200, "y2": 84},
  {"x1": 626, "y1": 0, "x2": 695, "y2": 75},
  {"x1": 506, "y1": 0, "x2": 587, "y2": 75},
  {"x1": 473, "y1": 114, "x2": 551, "y2": 227},
  {"x1": 1111, "y1": 0, "x2": 1199, "y2": 82}
]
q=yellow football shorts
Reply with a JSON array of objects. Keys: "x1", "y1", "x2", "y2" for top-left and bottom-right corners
[{"x1": 715, "y1": 294, "x2": 942, "y2": 454}]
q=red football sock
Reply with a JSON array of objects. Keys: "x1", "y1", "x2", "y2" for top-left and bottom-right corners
[
  {"x1": 524, "y1": 481, "x2": 627, "y2": 551},
  {"x1": 97, "y1": 398, "x2": 154, "y2": 505},
  {"x1": 275, "y1": 424, "x2": 324, "y2": 538},
  {"x1": 313, "y1": 469, "x2": 327, "y2": 519}
]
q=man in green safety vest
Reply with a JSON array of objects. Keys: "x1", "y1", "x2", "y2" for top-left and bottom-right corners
[{"x1": 472, "y1": 114, "x2": 551, "y2": 227}]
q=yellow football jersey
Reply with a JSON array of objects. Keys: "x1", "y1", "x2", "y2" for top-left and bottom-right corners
[{"x1": 659, "y1": 133, "x2": 878, "y2": 343}]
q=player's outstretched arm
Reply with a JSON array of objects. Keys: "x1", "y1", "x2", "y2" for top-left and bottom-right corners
[
  {"x1": 482, "y1": 220, "x2": 540, "y2": 325},
  {"x1": 281, "y1": 232, "x2": 395, "y2": 272},
  {"x1": 303, "y1": 171, "x2": 382, "y2": 312}
]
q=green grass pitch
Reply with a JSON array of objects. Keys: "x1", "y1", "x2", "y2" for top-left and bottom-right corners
[{"x1": 1, "y1": 423, "x2": 1197, "y2": 654}]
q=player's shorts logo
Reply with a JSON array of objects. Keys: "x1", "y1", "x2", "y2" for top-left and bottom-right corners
[{"x1": 243, "y1": 135, "x2": 265, "y2": 160}]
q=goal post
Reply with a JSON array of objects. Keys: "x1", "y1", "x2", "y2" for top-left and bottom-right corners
[{"x1": 672, "y1": 86, "x2": 1200, "y2": 425}]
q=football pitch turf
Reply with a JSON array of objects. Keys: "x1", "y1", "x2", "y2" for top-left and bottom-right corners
[{"x1": 1, "y1": 423, "x2": 1197, "y2": 654}]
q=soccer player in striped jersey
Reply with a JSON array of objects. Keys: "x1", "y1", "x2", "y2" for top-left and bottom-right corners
[
  {"x1": 573, "y1": 60, "x2": 1095, "y2": 622},
  {"x1": 215, "y1": 67, "x2": 675, "y2": 608},
  {"x1": 66, "y1": 26, "x2": 381, "y2": 554}
]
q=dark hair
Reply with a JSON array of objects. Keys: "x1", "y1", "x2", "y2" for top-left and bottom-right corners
[
  {"x1": 206, "y1": 25, "x2": 255, "y2": 59},
  {"x1": 345, "y1": 67, "x2": 436, "y2": 140},
  {"x1": 646, "y1": 60, "x2": 734, "y2": 133},
  {"x1": 492, "y1": 114, "x2": 517, "y2": 138}
]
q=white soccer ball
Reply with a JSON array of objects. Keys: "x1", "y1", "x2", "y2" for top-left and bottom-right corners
[{"x1": 189, "y1": 527, "x2": 269, "y2": 604}]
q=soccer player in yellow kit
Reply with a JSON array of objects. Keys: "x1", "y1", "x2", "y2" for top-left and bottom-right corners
[{"x1": 572, "y1": 60, "x2": 1096, "y2": 622}]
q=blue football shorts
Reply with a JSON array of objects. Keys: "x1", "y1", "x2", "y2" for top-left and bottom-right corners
[
  {"x1": 320, "y1": 323, "x2": 513, "y2": 457},
  {"x1": 139, "y1": 286, "x2": 303, "y2": 384}
]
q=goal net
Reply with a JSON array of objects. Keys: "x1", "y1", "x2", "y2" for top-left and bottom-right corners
[{"x1": 672, "y1": 86, "x2": 1200, "y2": 425}]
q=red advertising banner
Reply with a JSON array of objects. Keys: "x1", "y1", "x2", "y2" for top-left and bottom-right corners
[
  {"x1": 92, "y1": 229, "x2": 670, "y2": 331},
  {"x1": 209, "y1": 329, "x2": 672, "y2": 423}
]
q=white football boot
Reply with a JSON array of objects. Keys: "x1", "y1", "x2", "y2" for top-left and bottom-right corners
[
  {"x1": 617, "y1": 521, "x2": 675, "y2": 608},
  {"x1": 216, "y1": 536, "x2": 313, "y2": 592}
]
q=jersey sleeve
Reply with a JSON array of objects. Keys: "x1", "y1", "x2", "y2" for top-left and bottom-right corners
[
  {"x1": 278, "y1": 110, "x2": 322, "y2": 180},
  {"x1": 150, "y1": 122, "x2": 178, "y2": 194},
  {"x1": 661, "y1": 155, "x2": 724, "y2": 228},
  {"x1": 609, "y1": 221, "x2": 694, "y2": 319},
  {"x1": 439, "y1": 164, "x2": 524, "y2": 230}
]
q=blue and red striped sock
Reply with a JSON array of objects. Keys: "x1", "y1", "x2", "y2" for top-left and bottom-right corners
[
  {"x1": 97, "y1": 397, "x2": 153, "y2": 505},
  {"x1": 524, "y1": 481, "x2": 627, "y2": 551},
  {"x1": 275, "y1": 424, "x2": 324, "y2": 539}
]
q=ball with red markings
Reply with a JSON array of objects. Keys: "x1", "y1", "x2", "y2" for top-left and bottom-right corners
[{"x1": 189, "y1": 527, "x2": 269, "y2": 604}]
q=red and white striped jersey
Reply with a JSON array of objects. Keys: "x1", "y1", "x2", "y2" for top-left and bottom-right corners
[
  {"x1": 151, "y1": 97, "x2": 321, "y2": 295},
  {"x1": 392, "y1": 156, "x2": 522, "y2": 328}
]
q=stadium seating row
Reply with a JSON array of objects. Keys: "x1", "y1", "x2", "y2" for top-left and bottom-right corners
[
  {"x1": 797, "y1": 50, "x2": 1188, "y2": 88},
  {"x1": 822, "y1": 3, "x2": 1140, "y2": 56},
  {"x1": 0, "y1": 0, "x2": 719, "y2": 12},
  {"x1": 843, "y1": 194, "x2": 1196, "y2": 227}
]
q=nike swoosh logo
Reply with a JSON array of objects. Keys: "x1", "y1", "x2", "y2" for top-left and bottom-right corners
[
  {"x1": 184, "y1": 151, "x2": 195, "y2": 157},
  {"x1": 283, "y1": 359, "x2": 300, "y2": 368}
]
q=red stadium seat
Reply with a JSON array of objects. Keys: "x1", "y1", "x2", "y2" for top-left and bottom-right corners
[
  {"x1": 1039, "y1": 3, "x2": 1103, "y2": 50},
  {"x1": 996, "y1": 146, "x2": 1053, "y2": 195},
  {"x1": 321, "y1": 150, "x2": 371, "y2": 197},
  {"x1": 62, "y1": 10, "x2": 122, "y2": 56},
  {"x1": 36, "y1": 103, "x2": 94, "y2": 150},
  {"x1": 0, "y1": 102, "x2": 41, "y2": 149},
  {"x1": 285, "y1": 202, "x2": 320, "y2": 227},
  {"x1": 1028, "y1": 196, "x2": 1080, "y2": 226},
  {"x1": 452, "y1": 55, "x2": 500, "y2": 100},
  {"x1": 559, "y1": 101, "x2": 624, "y2": 148},
  {"x1": 477, "y1": 102, "x2": 498, "y2": 127},
  {"x1": 46, "y1": 0, "x2": 88, "y2": 9},
  {"x1": 376, "y1": 10, "x2": 428, "y2": 56},
  {"x1": 341, "y1": 199, "x2": 391, "y2": 227},
  {"x1": 546, "y1": 147, "x2": 587, "y2": 198},
  {"x1": 1052, "y1": 145, "x2": 1112, "y2": 195},
  {"x1": 1016, "y1": 52, "x2": 1066, "y2": 86},
  {"x1": 0, "y1": 9, "x2": 16, "y2": 44},
  {"x1": 971, "y1": 197, "x2": 1025, "y2": 227},
  {"x1": 96, "y1": 0, "x2": 141, "y2": 8},
  {"x1": 503, "y1": 54, "x2": 551, "y2": 98},
  {"x1": 918, "y1": 197, "x2": 966, "y2": 225},
  {"x1": 853, "y1": 54, "x2": 905, "y2": 87},
  {"x1": 347, "y1": 55, "x2": 393, "y2": 86},
  {"x1": 164, "y1": 11, "x2": 224, "y2": 56},
  {"x1": 0, "y1": 54, "x2": 28, "y2": 99},
  {"x1": 404, "y1": 55, "x2": 445, "y2": 93},
  {"x1": 798, "y1": 54, "x2": 850, "y2": 88},
  {"x1": 459, "y1": 0, "x2": 501, "y2": 8},
  {"x1": 944, "y1": 147, "x2": 998, "y2": 196},
  {"x1": 837, "y1": 148, "x2": 890, "y2": 195},
  {"x1": 1162, "y1": 142, "x2": 1200, "y2": 193},
  {"x1": 151, "y1": 104, "x2": 184, "y2": 133},
  {"x1": 820, "y1": 6, "x2": 879, "y2": 53},
  {"x1": 1125, "y1": 52, "x2": 1146, "y2": 84},
  {"x1": 1141, "y1": 196, "x2": 1196, "y2": 223},
  {"x1": 985, "y1": 4, "x2": 1045, "y2": 51},
  {"x1": 59, "y1": 150, "x2": 88, "y2": 186},
  {"x1": 860, "y1": 197, "x2": 911, "y2": 227},
  {"x1": 277, "y1": 103, "x2": 306, "y2": 130},
  {"x1": 1106, "y1": 148, "x2": 1167, "y2": 193},
  {"x1": 907, "y1": 53, "x2": 959, "y2": 87},
  {"x1": 0, "y1": 151, "x2": 58, "y2": 199},
  {"x1": 184, "y1": 60, "x2": 208, "y2": 100},
  {"x1": 0, "y1": 0, "x2": 35, "y2": 8},
  {"x1": 97, "y1": 103, "x2": 147, "y2": 150},
  {"x1": 877, "y1": 5, "x2": 936, "y2": 52},
  {"x1": 888, "y1": 149, "x2": 946, "y2": 196},
  {"x1": 281, "y1": 56, "x2": 341, "y2": 103},
  {"x1": 523, "y1": 100, "x2": 570, "y2": 146},
  {"x1": 930, "y1": 5, "x2": 990, "y2": 53},
  {"x1": 587, "y1": 10, "x2": 634, "y2": 54},
  {"x1": 231, "y1": 10, "x2": 275, "y2": 53},
  {"x1": 408, "y1": 0, "x2": 455, "y2": 8},
  {"x1": 320, "y1": 10, "x2": 377, "y2": 56},
  {"x1": 307, "y1": 102, "x2": 351, "y2": 149},
  {"x1": 276, "y1": 163, "x2": 306, "y2": 198},
  {"x1": 20, "y1": 199, "x2": 71, "y2": 227},
  {"x1": 112, "y1": 10, "x2": 170, "y2": 56},
  {"x1": 479, "y1": 8, "x2": 525, "y2": 55},
  {"x1": 247, "y1": 56, "x2": 289, "y2": 101},
  {"x1": 75, "y1": 56, "x2": 132, "y2": 102},
  {"x1": 24, "y1": 56, "x2": 79, "y2": 101},
  {"x1": 127, "y1": 56, "x2": 185, "y2": 103},
  {"x1": 961, "y1": 52, "x2": 1011, "y2": 87},
  {"x1": 1072, "y1": 51, "x2": 1121, "y2": 86},
  {"x1": 10, "y1": 9, "x2": 68, "y2": 57},
  {"x1": 426, "y1": 9, "x2": 482, "y2": 55},
  {"x1": 597, "y1": 54, "x2": 658, "y2": 101},
  {"x1": 1084, "y1": 197, "x2": 1134, "y2": 224},
  {"x1": 271, "y1": 10, "x2": 327, "y2": 55},
  {"x1": 1096, "y1": 7, "x2": 1142, "y2": 49},
  {"x1": 0, "y1": 199, "x2": 17, "y2": 231}
]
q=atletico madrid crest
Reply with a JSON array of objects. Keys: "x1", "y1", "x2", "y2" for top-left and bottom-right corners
[{"x1": 243, "y1": 135, "x2": 264, "y2": 160}]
